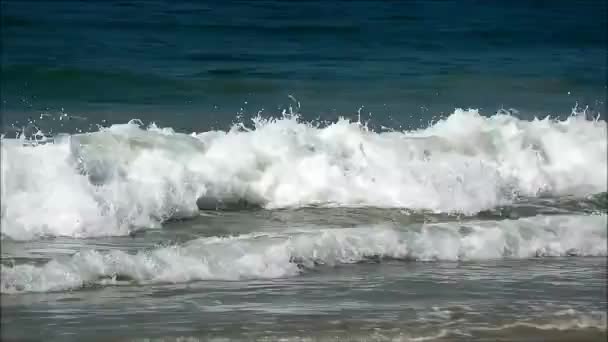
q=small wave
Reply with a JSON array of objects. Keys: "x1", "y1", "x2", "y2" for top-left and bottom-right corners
[
  {"x1": 2, "y1": 214, "x2": 605, "y2": 293},
  {"x1": 1, "y1": 109, "x2": 606, "y2": 240},
  {"x1": 84, "y1": 308, "x2": 608, "y2": 341}
]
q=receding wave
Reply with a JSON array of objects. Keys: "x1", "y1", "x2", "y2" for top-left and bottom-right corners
[
  {"x1": 124, "y1": 309, "x2": 608, "y2": 341},
  {"x1": 1, "y1": 109, "x2": 606, "y2": 240},
  {"x1": 1, "y1": 214, "x2": 605, "y2": 293}
]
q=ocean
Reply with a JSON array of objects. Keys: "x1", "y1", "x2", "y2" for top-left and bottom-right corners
[{"x1": 1, "y1": 0, "x2": 607, "y2": 341}]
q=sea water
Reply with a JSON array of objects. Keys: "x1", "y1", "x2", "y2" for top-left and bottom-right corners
[{"x1": 1, "y1": 1, "x2": 606, "y2": 341}]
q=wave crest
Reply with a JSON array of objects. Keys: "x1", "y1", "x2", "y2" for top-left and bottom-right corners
[
  {"x1": 1, "y1": 109, "x2": 606, "y2": 240},
  {"x1": 2, "y1": 214, "x2": 605, "y2": 293}
]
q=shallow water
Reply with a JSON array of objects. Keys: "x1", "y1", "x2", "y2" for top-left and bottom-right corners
[
  {"x1": 2, "y1": 257, "x2": 606, "y2": 341},
  {"x1": 2, "y1": 200, "x2": 607, "y2": 341}
]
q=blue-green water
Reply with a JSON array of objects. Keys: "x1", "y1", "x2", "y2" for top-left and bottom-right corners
[
  {"x1": 2, "y1": 0, "x2": 606, "y2": 133},
  {"x1": 1, "y1": 1, "x2": 607, "y2": 341}
]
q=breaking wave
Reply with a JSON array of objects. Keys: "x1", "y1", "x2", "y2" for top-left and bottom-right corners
[
  {"x1": 2, "y1": 214, "x2": 605, "y2": 293},
  {"x1": 1, "y1": 109, "x2": 606, "y2": 240}
]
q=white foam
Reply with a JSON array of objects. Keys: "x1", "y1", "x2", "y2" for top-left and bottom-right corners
[
  {"x1": 2, "y1": 214, "x2": 605, "y2": 293},
  {"x1": 475, "y1": 310, "x2": 607, "y2": 332},
  {"x1": 1, "y1": 109, "x2": 606, "y2": 239}
]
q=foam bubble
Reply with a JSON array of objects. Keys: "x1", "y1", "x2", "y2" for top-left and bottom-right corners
[
  {"x1": 1, "y1": 109, "x2": 606, "y2": 239},
  {"x1": 2, "y1": 214, "x2": 605, "y2": 293}
]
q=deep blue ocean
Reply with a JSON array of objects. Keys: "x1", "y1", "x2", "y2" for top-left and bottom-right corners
[
  {"x1": 1, "y1": 1, "x2": 607, "y2": 341},
  {"x1": 2, "y1": 0, "x2": 606, "y2": 134}
]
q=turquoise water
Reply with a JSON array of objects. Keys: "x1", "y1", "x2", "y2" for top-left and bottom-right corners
[{"x1": 1, "y1": 1, "x2": 607, "y2": 341}]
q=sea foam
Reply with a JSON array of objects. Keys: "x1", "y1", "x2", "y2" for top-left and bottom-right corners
[
  {"x1": 1, "y1": 214, "x2": 605, "y2": 293},
  {"x1": 1, "y1": 109, "x2": 606, "y2": 240}
]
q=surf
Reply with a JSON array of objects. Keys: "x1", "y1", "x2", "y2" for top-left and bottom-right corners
[{"x1": 1, "y1": 108, "x2": 606, "y2": 240}]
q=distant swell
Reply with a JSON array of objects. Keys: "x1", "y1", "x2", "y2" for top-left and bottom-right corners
[{"x1": 1, "y1": 109, "x2": 607, "y2": 240}]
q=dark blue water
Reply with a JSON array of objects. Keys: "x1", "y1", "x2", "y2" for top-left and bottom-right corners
[{"x1": 2, "y1": 0, "x2": 606, "y2": 134}]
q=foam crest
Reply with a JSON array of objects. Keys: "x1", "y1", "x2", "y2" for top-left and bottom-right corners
[
  {"x1": 2, "y1": 214, "x2": 605, "y2": 293},
  {"x1": 1, "y1": 109, "x2": 606, "y2": 239}
]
